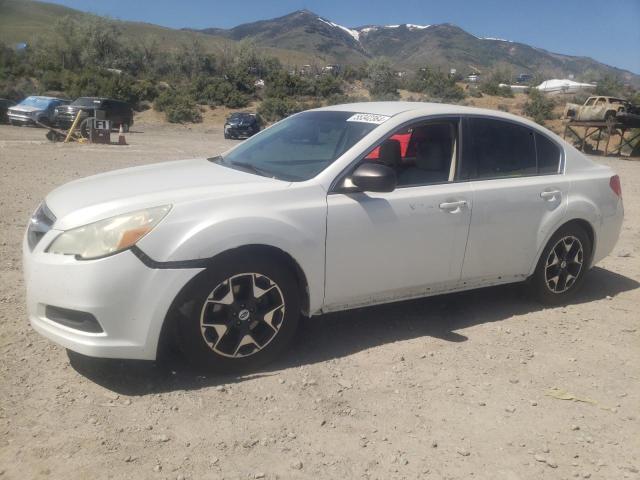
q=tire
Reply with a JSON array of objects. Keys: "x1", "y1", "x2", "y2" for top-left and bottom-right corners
[
  {"x1": 604, "y1": 111, "x2": 616, "y2": 122},
  {"x1": 79, "y1": 118, "x2": 90, "y2": 139},
  {"x1": 224, "y1": 132, "x2": 230, "y2": 139},
  {"x1": 530, "y1": 223, "x2": 592, "y2": 306},
  {"x1": 175, "y1": 252, "x2": 301, "y2": 372}
]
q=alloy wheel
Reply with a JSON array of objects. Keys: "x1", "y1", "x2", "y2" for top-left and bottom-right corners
[
  {"x1": 544, "y1": 235, "x2": 584, "y2": 294},
  {"x1": 199, "y1": 273, "x2": 286, "y2": 358}
]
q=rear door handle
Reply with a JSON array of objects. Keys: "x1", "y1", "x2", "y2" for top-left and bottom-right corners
[
  {"x1": 540, "y1": 190, "x2": 561, "y2": 201},
  {"x1": 439, "y1": 200, "x2": 467, "y2": 212}
]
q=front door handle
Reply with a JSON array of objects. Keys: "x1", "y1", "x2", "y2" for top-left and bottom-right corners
[
  {"x1": 439, "y1": 200, "x2": 467, "y2": 212},
  {"x1": 540, "y1": 190, "x2": 561, "y2": 201}
]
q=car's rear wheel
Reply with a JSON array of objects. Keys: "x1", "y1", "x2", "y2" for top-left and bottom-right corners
[
  {"x1": 530, "y1": 224, "x2": 592, "y2": 305},
  {"x1": 175, "y1": 253, "x2": 300, "y2": 372}
]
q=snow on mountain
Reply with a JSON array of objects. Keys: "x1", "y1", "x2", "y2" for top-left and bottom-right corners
[
  {"x1": 317, "y1": 17, "x2": 360, "y2": 42},
  {"x1": 482, "y1": 37, "x2": 513, "y2": 43}
]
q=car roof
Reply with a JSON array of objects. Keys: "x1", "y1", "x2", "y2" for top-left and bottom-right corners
[
  {"x1": 25, "y1": 96, "x2": 65, "y2": 100},
  {"x1": 315, "y1": 101, "x2": 546, "y2": 128}
]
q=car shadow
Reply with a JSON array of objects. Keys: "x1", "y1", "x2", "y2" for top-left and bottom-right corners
[{"x1": 68, "y1": 267, "x2": 639, "y2": 396}]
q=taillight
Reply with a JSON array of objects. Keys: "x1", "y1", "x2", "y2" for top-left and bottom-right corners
[{"x1": 609, "y1": 175, "x2": 622, "y2": 197}]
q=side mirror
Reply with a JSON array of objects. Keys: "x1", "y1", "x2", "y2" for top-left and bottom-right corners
[{"x1": 351, "y1": 163, "x2": 397, "y2": 193}]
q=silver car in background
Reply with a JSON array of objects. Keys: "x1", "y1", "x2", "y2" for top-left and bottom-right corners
[{"x1": 8, "y1": 96, "x2": 70, "y2": 126}]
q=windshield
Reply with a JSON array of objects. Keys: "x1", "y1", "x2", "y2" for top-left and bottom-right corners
[
  {"x1": 19, "y1": 97, "x2": 52, "y2": 108},
  {"x1": 219, "y1": 111, "x2": 380, "y2": 181},
  {"x1": 72, "y1": 97, "x2": 103, "y2": 107}
]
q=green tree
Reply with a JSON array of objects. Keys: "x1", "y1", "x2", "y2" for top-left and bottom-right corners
[
  {"x1": 523, "y1": 88, "x2": 555, "y2": 125},
  {"x1": 366, "y1": 58, "x2": 399, "y2": 100},
  {"x1": 408, "y1": 67, "x2": 466, "y2": 102}
]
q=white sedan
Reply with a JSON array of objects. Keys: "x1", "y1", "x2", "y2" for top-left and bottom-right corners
[{"x1": 23, "y1": 102, "x2": 623, "y2": 371}]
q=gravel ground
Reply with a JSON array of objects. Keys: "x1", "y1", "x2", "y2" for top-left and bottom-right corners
[{"x1": 0, "y1": 123, "x2": 639, "y2": 480}]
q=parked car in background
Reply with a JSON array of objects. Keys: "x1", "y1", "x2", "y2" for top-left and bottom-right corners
[
  {"x1": 23, "y1": 102, "x2": 623, "y2": 371},
  {"x1": 54, "y1": 97, "x2": 134, "y2": 132},
  {"x1": 0, "y1": 98, "x2": 15, "y2": 123},
  {"x1": 224, "y1": 112, "x2": 261, "y2": 139},
  {"x1": 564, "y1": 96, "x2": 640, "y2": 124},
  {"x1": 8, "y1": 96, "x2": 69, "y2": 126}
]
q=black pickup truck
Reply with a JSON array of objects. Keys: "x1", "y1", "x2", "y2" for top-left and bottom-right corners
[{"x1": 54, "y1": 97, "x2": 134, "y2": 131}]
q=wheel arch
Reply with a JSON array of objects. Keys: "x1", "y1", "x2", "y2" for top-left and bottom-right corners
[
  {"x1": 157, "y1": 243, "x2": 311, "y2": 358},
  {"x1": 529, "y1": 217, "x2": 597, "y2": 278}
]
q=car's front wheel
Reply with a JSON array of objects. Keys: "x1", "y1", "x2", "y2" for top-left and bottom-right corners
[
  {"x1": 530, "y1": 224, "x2": 592, "y2": 305},
  {"x1": 175, "y1": 253, "x2": 301, "y2": 372}
]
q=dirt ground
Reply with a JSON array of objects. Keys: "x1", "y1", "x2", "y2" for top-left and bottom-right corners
[{"x1": 0, "y1": 122, "x2": 639, "y2": 480}]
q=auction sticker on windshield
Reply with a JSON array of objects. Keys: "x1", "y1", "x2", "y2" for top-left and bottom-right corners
[{"x1": 346, "y1": 113, "x2": 391, "y2": 124}]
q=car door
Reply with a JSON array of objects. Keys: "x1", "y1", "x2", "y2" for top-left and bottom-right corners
[
  {"x1": 460, "y1": 116, "x2": 568, "y2": 284},
  {"x1": 324, "y1": 118, "x2": 473, "y2": 311}
]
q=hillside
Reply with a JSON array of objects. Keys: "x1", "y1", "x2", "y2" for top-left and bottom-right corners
[
  {"x1": 0, "y1": 0, "x2": 319, "y2": 67},
  {"x1": 193, "y1": 10, "x2": 640, "y2": 85}
]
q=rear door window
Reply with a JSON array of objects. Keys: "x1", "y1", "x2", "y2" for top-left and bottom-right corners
[{"x1": 462, "y1": 117, "x2": 536, "y2": 179}]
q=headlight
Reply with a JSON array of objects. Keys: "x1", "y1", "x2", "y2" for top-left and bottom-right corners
[{"x1": 47, "y1": 205, "x2": 171, "y2": 260}]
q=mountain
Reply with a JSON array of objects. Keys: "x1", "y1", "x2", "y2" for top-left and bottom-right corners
[
  {"x1": 195, "y1": 10, "x2": 369, "y2": 64},
  {"x1": 192, "y1": 10, "x2": 639, "y2": 85}
]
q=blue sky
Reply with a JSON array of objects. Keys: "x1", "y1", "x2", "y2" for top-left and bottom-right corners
[{"x1": 46, "y1": 0, "x2": 640, "y2": 74}]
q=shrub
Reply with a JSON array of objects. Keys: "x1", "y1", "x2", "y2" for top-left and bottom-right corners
[
  {"x1": 131, "y1": 79, "x2": 159, "y2": 103},
  {"x1": 40, "y1": 70, "x2": 64, "y2": 91},
  {"x1": 314, "y1": 74, "x2": 343, "y2": 98},
  {"x1": 191, "y1": 76, "x2": 250, "y2": 108},
  {"x1": 595, "y1": 75, "x2": 625, "y2": 97},
  {"x1": 366, "y1": 58, "x2": 399, "y2": 100},
  {"x1": 165, "y1": 101, "x2": 202, "y2": 123},
  {"x1": 480, "y1": 80, "x2": 513, "y2": 98},
  {"x1": 154, "y1": 89, "x2": 201, "y2": 123},
  {"x1": 325, "y1": 93, "x2": 368, "y2": 105},
  {"x1": 523, "y1": 88, "x2": 555, "y2": 125},
  {"x1": 258, "y1": 97, "x2": 303, "y2": 122},
  {"x1": 408, "y1": 67, "x2": 466, "y2": 102}
]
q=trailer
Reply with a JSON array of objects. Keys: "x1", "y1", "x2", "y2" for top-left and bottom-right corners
[{"x1": 563, "y1": 120, "x2": 640, "y2": 157}]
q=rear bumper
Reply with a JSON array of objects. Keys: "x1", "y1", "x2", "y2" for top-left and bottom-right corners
[
  {"x1": 23, "y1": 231, "x2": 203, "y2": 360},
  {"x1": 592, "y1": 198, "x2": 624, "y2": 265}
]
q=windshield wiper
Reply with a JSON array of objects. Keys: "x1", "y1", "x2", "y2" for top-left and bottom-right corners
[
  {"x1": 209, "y1": 156, "x2": 285, "y2": 180},
  {"x1": 229, "y1": 160, "x2": 274, "y2": 178}
]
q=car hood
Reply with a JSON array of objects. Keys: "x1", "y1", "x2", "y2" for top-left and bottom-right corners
[
  {"x1": 57, "y1": 105, "x2": 95, "y2": 112},
  {"x1": 46, "y1": 158, "x2": 289, "y2": 230},
  {"x1": 10, "y1": 105, "x2": 42, "y2": 113}
]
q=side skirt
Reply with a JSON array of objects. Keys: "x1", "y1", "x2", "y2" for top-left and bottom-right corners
[{"x1": 318, "y1": 274, "x2": 528, "y2": 315}]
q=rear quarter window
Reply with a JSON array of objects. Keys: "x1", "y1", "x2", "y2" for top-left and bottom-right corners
[{"x1": 535, "y1": 133, "x2": 562, "y2": 174}]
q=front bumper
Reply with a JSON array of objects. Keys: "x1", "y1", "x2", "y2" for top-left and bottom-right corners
[
  {"x1": 55, "y1": 112, "x2": 88, "y2": 128},
  {"x1": 225, "y1": 125, "x2": 256, "y2": 137},
  {"x1": 8, "y1": 113, "x2": 35, "y2": 125},
  {"x1": 23, "y1": 231, "x2": 203, "y2": 360}
]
